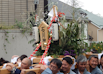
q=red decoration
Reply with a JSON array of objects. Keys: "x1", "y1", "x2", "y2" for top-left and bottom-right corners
[
  {"x1": 39, "y1": 37, "x2": 52, "y2": 64},
  {"x1": 58, "y1": 12, "x2": 65, "y2": 17},
  {"x1": 48, "y1": 16, "x2": 57, "y2": 29},
  {"x1": 29, "y1": 42, "x2": 41, "y2": 59}
]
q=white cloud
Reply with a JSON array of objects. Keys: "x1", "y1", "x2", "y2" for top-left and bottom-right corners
[
  {"x1": 79, "y1": 0, "x2": 103, "y2": 16},
  {"x1": 59, "y1": 0, "x2": 103, "y2": 16}
]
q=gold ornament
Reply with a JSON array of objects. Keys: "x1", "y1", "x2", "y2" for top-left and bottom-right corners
[
  {"x1": 44, "y1": 43, "x2": 47, "y2": 46},
  {"x1": 36, "y1": 44, "x2": 39, "y2": 47},
  {"x1": 50, "y1": 33, "x2": 52, "y2": 37}
]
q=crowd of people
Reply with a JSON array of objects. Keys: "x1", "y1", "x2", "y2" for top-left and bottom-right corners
[{"x1": 0, "y1": 53, "x2": 103, "y2": 74}]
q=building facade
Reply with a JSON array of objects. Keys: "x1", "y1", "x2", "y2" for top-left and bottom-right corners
[{"x1": 0, "y1": 0, "x2": 45, "y2": 25}]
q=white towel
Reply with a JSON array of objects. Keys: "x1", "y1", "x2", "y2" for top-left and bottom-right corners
[{"x1": 11, "y1": 57, "x2": 18, "y2": 64}]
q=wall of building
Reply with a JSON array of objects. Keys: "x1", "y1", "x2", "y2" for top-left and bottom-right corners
[
  {"x1": 88, "y1": 22, "x2": 99, "y2": 41},
  {"x1": 98, "y1": 29, "x2": 103, "y2": 41},
  {"x1": 0, "y1": 0, "x2": 44, "y2": 25},
  {"x1": 0, "y1": 30, "x2": 35, "y2": 61}
]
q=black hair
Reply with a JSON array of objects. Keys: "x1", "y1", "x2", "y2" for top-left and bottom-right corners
[
  {"x1": 88, "y1": 55, "x2": 98, "y2": 61},
  {"x1": 0, "y1": 58, "x2": 5, "y2": 62},
  {"x1": 101, "y1": 54, "x2": 103, "y2": 59},
  {"x1": 50, "y1": 58, "x2": 62, "y2": 69},
  {"x1": 62, "y1": 57, "x2": 73, "y2": 65},
  {"x1": 19, "y1": 54, "x2": 28, "y2": 61},
  {"x1": 0, "y1": 58, "x2": 9, "y2": 66},
  {"x1": 26, "y1": 71, "x2": 36, "y2": 74},
  {"x1": 3, "y1": 61, "x2": 9, "y2": 63}
]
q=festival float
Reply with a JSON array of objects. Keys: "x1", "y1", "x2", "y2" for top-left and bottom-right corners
[{"x1": 29, "y1": 5, "x2": 65, "y2": 64}]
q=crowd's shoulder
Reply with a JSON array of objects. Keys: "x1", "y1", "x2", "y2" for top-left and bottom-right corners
[{"x1": 1, "y1": 52, "x2": 103, "y2": 74}]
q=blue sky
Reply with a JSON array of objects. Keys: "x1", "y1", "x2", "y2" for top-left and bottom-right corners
[{"x1": 59, "y1": 0, "x2": 103, "y2": 17}]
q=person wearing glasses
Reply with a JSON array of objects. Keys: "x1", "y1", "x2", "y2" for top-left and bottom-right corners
[{"x1": 42, "y1": 58, "x2": 63, "y2": 74}]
